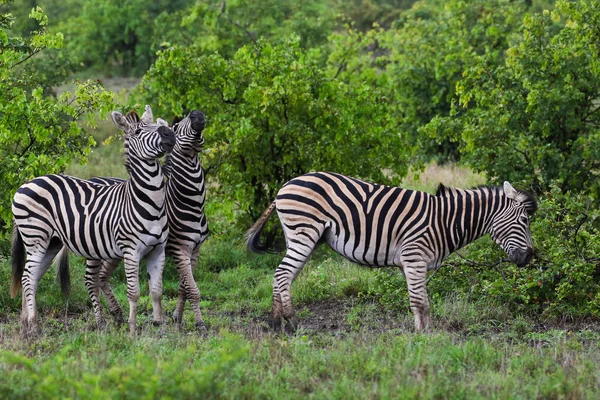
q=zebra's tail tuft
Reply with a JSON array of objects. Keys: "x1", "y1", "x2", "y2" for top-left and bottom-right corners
[
  {"x1": 56, "y1": 246, "x2": 71, "y2": 297},
  {"x1": 10, "y1": 224, "x2": 25, "y2": 298},
  {"x1": 245, "y1": 201, "x2": 277, "y2": 253}
]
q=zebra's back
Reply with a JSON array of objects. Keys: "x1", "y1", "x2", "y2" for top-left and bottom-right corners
[
  {"x1": 13, "y1": 174, "x2": 126, "y2": 260},
  {"x1": 275, "y1": 172, "x2": 433, "y2": 267}
]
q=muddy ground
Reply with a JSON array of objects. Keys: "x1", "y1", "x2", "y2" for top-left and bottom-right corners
[{"x1": 1, "y1": 298, "x2": 600, "y2": 345}]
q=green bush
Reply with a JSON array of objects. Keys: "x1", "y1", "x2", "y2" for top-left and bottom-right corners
[
  {"x1": 0, "y1": 1, "x2": 115, "y2": 250},
  {"x1": 425, "y1": 0, "x2": 600, "y2": 197},
  {"x1": 491, "y1": 186, "x2": 600, "y2": 319}
]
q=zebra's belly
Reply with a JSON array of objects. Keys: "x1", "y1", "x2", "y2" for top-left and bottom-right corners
[
  {"x1": 167, "y1": 229, "x2": 208, "y2": 252},
  {"x1": 323, "y1": 230, "x2": 394, "y2": 267}
]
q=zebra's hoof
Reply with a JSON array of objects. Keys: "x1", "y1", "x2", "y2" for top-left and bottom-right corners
[
  {"x1": 284, "y1": 321, "x2": 298, "y2": 335},
  {"x1": 95, "y1": 319, "x2": 107, "y2": 331},
  {"x1": 128, "y1": 323, "x2": 138, "y2": 337},
  {"x1": 195, "y1": 321, "x2": 208, "y2": 336},
  {"x1": 270, "y1": 316, "x2": 283, "y2": 333},
  {"x1": 171, "y1": 312, "x2": 182, "y2": 324},
  {"x1": 21, "y1": 326, "x2": 41, "y2": 341},
  {"x1": 112, "y1": 314, "x2": 125, "y2": 325}
]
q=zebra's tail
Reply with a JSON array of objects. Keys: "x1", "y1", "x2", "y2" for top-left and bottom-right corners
[
  {"x1": 55, "y1": 246, "x2": 71, "y2": 297},
  {"x1": 245, "y1": 201, "x2": 277, "y2": 253},
  {"x1": 10, "y1": 224, "x2": 25, "y2": 298}
]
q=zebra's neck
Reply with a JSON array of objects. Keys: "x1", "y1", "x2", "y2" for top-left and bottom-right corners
[
  {"x1": 126, "y1": 154, "x2": 166, "y2": 205},
  {"x1": 163, "y1": 144, "x2": 202, "y2": 179},
  {"x1": 435, "y1": 186, "x2": 504, "y2": 254},
  {"x1": 168, "y1": 146, "x2": 203, "y2": 177}
]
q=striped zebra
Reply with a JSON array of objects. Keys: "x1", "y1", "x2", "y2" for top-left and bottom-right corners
[
  {"x1": 246, "y1": 172, "x2": 537, "y2": 332},
  {"x1": 69, "y1": 110, "x2": 210, "y2": 332},
  {"x1": 11, "y1": 108, "x2": 175, "y2": 337}
]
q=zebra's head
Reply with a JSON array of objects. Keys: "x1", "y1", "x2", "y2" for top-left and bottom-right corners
[
  {"x1": 111, "y1": 108, "x2": 176, "y2": 160},
  {"x1": 489, "y1": 182, "x2": 537, "y2": 267},
  {"x1": 170, "y1": 110, "x2": 206, "y2": 155}
]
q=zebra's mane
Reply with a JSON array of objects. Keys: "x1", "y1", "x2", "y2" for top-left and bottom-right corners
[
  {"x1": 435, "y1": 183, "x2": 537, "y2": 215},
  {"x1": 125, "y1": 110, "x2": 140, "y2": 126}
]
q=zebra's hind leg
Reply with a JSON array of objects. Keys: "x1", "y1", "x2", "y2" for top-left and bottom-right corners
[
  {"x1": 85, "y1": 260, "x2": 107, "y2": 328},
  {"x1": 173, "y1": 249, "x2": 207, "y2": 334},
  {"x1": 145, "y1": 243, "x2": 166, "y2": 328},
  {"x1": 171, "y1": 252, "x2": 188, "y2": 328},
  {"x1": 402, "y1": 256, "x2": 432, "y2": 332},
  {"x1": 99, "y1": 260, "x2": 124, "y2": 325},
  {"x1": 272, "y1": 245, "x2": 315, "y2": 334},
  {"x1": 21, "y1": 237, "x2": 62, "y2": 338}
]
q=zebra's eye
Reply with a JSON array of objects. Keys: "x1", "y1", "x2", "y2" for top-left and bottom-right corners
[{"x1": 520, "y1": 215, "x2": 528, "y2": 224}]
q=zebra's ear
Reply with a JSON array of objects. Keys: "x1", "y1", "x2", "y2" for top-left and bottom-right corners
[
  {"x1": 503, "y1": 181, "x2": 518, "y2": 200},
  {"x1": 156, "y1": 118, "x2": 169, "y2": 127},
  {"x1": 111, "y1": 111, "x2": 131, "y2": 132},
  {"x1": 141, "y1": 105, "x2": 154, "y2": 124}
]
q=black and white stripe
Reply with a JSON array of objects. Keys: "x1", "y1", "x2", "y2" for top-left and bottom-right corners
[
  {"x1": 11, "y1": 108, "x2": 175, "y2": 337},
  {"x1": 84, "y1": 110, "x2": 209, "y2": 332},
  {"x1": 246, "y1": 172, "x2": 537, "y2": 332}
]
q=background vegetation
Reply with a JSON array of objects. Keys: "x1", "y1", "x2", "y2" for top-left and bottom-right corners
[{"x1": 1, "y1": 0, "x2": 599, "y2": 398}]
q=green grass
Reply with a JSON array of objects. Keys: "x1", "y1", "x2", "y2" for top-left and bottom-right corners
[{"x1": 2, "y1": 244, "x2": 600, "y2": 399}]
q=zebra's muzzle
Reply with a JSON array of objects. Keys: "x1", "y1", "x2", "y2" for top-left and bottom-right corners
[
  {"x1": 512, "y1": 247, "x2": 534, "y2": 267},
  {"x1": 190, "y1": 110, "x2": 206, "y2": 132},
  {"x1": 158, "y1": 126, "x2": 176, "y2": 152}
]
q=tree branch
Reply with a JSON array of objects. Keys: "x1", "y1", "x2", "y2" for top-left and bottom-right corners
[{"x1": 10, "y1": 49, "x2": 41, "y2": 69}]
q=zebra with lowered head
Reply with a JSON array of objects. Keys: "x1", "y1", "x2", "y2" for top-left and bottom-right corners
[
  {"x1": 88, "y1": 110, "x2": 210, "y2": 332},
  {"x1": 11, "y1": 108, "x2": 175, "y2": 337},
  {"x1": 246, "y1": 172, "x2": 537, "y2": 332}
]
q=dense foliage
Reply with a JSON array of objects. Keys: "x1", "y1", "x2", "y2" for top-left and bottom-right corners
[
  {"x1": 426, "y1": 0, "x2": 600, "y2": 198},
  {"x1": 323, "y1": 0, "x2": 565, "y2": 166},
  {"x1": 0, "y1": 1, "x2": 114, "y2": 244}
]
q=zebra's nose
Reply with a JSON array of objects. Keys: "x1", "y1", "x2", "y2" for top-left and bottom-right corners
[
  {"x1": 158, "y1": 126, "x2": 175, "y2": 151},
  {"x1": 190, "y1": 110, "x2": 206, "y2": 132},
  {"x1": 516, "y1": 247, "x2": 534, "y2": 267}
]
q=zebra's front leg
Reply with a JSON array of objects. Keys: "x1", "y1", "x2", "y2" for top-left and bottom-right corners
[
  {"x1": 99, "y1": 260, "x2": 124, "y2": 325},
  {"x1": 403, "y1": 261, "x2": 431, "y2": 332},
  {"x1": 123, "y1": 255, "x2": 141, "y2": 336},
  {"x1": 145, "y1": 243, "x2": 166, "y2": 328},
  {"x1": 171, "y1": 252, "x2": 188, "y2": 328},
  {"x1": 84, "y1": 260, "x2": 106, "y2": 328}
]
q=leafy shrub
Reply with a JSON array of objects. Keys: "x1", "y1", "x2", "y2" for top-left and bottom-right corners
[
  {"x1": 493, "y1": 186, "x2": 600, "y2": 319},
  {"x1": 0, "y1": 2, "x2": 115, "y2": 250},
  {"x1": 425, "y1": 0, "x2": 600, "y2": 198}
]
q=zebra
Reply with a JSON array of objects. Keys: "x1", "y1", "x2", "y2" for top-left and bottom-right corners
[
  {"x1": 65, "y1": 110, "x2": 210, "y2": 333},
  {"x1": 245, "y1": 172, "x2": 537, "y2": 332},
  {"x1": 11, "y1": 107, "x2": 175, "y2": 337}
]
